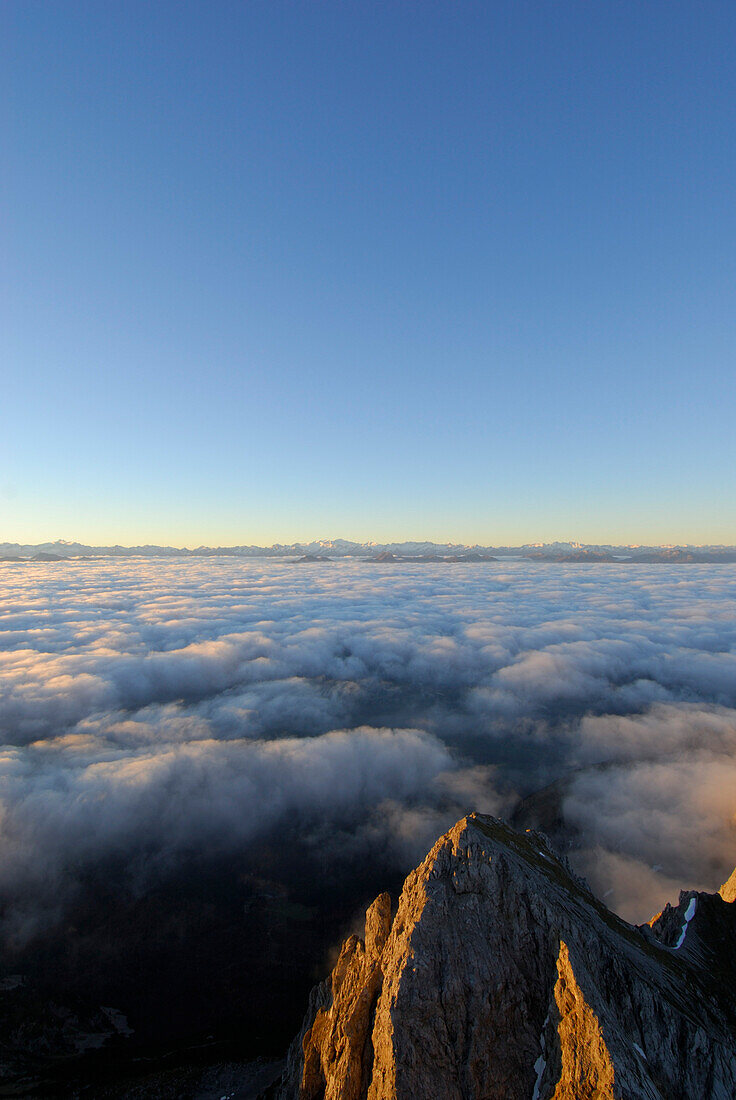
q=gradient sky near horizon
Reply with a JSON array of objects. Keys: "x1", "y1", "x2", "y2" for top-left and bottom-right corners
[{"x1": 3, "y1": 1, "x2": 735, "y2": 547}]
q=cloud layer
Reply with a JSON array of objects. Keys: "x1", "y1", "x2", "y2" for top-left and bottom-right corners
[{"x1": 1, "y1": 557, "x2": 735, "y2": 927}]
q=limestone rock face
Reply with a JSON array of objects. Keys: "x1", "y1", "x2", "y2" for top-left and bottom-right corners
[
  {"x1": 550, "y1": 940, "x2": 615, "y2": 1100},
  {"x1": 279, "y1": 814, "x2": 736, "y2": 1100},
  {"x1": 297, "y1": 893, "x2": 392, "y2": 1100},
  {"x1": 720, "y1": 867, "x2": 736, "y2": 904}
]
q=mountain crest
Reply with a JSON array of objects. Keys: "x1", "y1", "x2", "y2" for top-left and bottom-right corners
[{"x1": 280, "y1": 814, "x2": 736, "y2": 1100}]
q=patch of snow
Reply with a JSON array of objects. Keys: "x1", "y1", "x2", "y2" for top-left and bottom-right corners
[
  {"x1": 531, "y1": 1012, "x2": 550, "y2": 1100},
  {"x1": 633, "y1": 1041, "x2": 647, "y2": 1060},
  {"x1": 675, "y1": 897, "x2": 697, "y2": 949},
  {"x1": 531, "y1": 1055, "x2": 546, "y2": 1100}
]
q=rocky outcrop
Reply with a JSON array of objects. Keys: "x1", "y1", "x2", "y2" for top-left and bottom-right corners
[
  {"x1": 279, "y1": 814, "x2": 736, "y2": 1100},
  {"x1": 720, "y1": 868, "x2": 736, "y2": 904}
]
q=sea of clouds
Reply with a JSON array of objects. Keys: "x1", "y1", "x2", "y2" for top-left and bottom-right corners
[{"x1": 0, "y1": 557, "x2": 735, "y2": 929}]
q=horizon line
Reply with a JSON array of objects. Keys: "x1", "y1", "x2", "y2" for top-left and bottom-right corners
[{"x1": 3, "y1": 537, "x2": 736, "y2": 553}]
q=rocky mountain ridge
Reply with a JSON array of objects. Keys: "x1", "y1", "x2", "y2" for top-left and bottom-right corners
[{"x1": 278, "y1": 814, "x2": 736, "y2": 1100}]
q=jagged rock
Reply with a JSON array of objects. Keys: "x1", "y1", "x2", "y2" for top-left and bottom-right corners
[
  {"x1": 279, "y1": 814, "x2": 736, "y2": 1100},
  {"x1": 720, "y1": 868, "x2": 736, "y2": 904},
  {"x1": 648, "y1": 884, "x2": 736, "y2": 1018}
]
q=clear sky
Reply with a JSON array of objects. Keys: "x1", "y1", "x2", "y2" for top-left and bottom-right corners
[{"x1": 2, "y1": 1, "x2": 735, "y2": 547}]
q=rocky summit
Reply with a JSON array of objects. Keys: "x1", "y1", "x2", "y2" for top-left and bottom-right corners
[{"x1": 278, "y1": 814, "x2": 736, "y2": 1100}]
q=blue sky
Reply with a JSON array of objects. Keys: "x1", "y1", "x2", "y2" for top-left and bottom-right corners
[{"x1": 2, "y1": 1, "x2": 735, "y2": 546}]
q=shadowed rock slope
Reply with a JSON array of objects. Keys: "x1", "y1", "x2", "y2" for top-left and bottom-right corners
[{"x1": 278, "y1": 814, "x2": 736, "y2": 1100}]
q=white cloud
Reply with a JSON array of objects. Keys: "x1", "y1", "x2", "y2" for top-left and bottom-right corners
[{"x1": 0, "y1": 557, "x2": 735, "y2": 933}]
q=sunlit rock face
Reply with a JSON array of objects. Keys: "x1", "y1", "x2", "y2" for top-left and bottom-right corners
[
  {"x1": 279, "y1": 815, "x2": 736, "y2": 1100},
  {"x1": 720, "y1": 868, "x2": 736, "y2": 904}
]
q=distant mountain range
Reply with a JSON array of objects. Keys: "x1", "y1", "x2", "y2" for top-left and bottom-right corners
[{"x1": 2, "y1": 539, "x2": 736, "y2": 563}]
